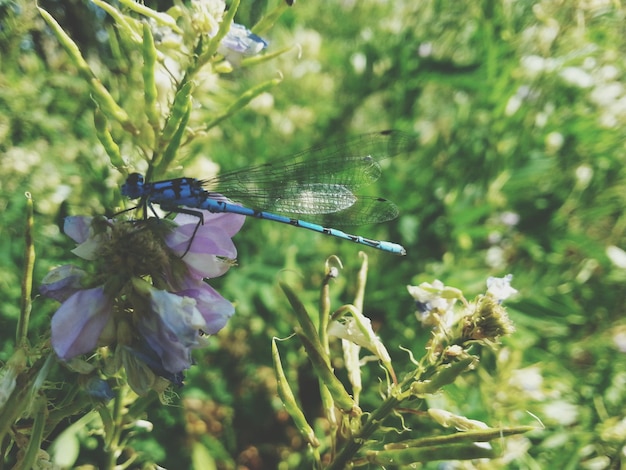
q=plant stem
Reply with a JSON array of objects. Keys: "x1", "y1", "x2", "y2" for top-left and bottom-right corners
[
  {"x1": 17, "y1": 193, "x2": 35, "y2": 347},
  {"x1": 328, "y1": 392, "x2": 407, "y2": 470},
  {"x1": 104, "y1": 386, "x2": 126, "y2": 469}
]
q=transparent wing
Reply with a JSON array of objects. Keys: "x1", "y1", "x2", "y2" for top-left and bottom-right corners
[
  {"x1": 201, "y1": 130, "x2": 416, "y2": 222},
  {"x1": 274, "y1": 196, "x2": 400, "y2": 227}
]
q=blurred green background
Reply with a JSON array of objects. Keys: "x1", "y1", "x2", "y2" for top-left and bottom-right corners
[{"x1": 1, "y1": 0, "x2": 625, "y2": 468}]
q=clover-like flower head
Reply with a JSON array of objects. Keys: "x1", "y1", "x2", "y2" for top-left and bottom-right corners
[{"x1": 41, "y1": 211, "x2": 244, "y2": 394}]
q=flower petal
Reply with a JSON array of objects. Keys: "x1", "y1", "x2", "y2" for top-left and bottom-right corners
[
  {"x1": 64, "y1": 216, "x2": 93, "y2": 244},
  {"x1": 166, "y1": 215, "x2": 242, "y2": 279},
  {"x1": 328, "y1": 314, "x2": 391, "y2": 364},
  {"x1": 137, "y1": 288, "x2": 206, "y2": 373},
  {"x1": 40, "y1": 265, "x2": 87, "y2": 302},
  {"x1": 51, "y1": 286, "x2": 114, "y2": 360},
  {"x1": 71, "y1": 233, "x2": 107, "y2": 261},
  {"x1": 83, "y1": 377, "x2": 115, "y2": 401},
  {"x1": 218, "y1": 22, "x2": 268, "y2": 65},
  {"x1": 121, "y1": 343, "x2": 185, "y2": 389},
  {"x1": 486, "y1": 274, "x2": 518, "y2": 302},
  {"x1": 65, "y1": 216, "x2": 112, "y2": 260},
  {"x1": 177, "y1": 278, "x2": 234, "y2": 334},
  {"x1": 167, "y1": 223, "x2": 237, "y2": 258},
  {"x1": 174, "y1": 209, "x2": 245, "y2": 239}
]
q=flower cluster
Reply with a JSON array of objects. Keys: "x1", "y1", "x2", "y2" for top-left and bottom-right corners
[
  {"x1": 41, "y1": 211, "x2": 244, "y2": 394},
  {"x1": 407, "y1": 276, "x2": 517, "y2": 355},
  {"x1": 155, "y1": 0, "x2": 268, "y2": 66},
  {"x1": 407, "y1": 279, "x2": 463, "y2": 328}
]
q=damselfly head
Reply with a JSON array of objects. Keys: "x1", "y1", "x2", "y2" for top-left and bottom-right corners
[{"x1": 121, "y1": 173, "x2": 145, "y2": 199}]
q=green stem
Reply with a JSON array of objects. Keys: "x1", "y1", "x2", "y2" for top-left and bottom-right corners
[
  {"x1": 353, "y1": 253, "x2": 368, "y2": 313},
  {"x1": 17, "y1": 193, "x2": 35, "y2": 347},
  {"x1": 0, "y1": 354, "x2": 51, "y2": 444},
  {"x1": 104, "y1": 387, "x2": 126, "y2": 470},
  {"x1": 328, "y1": 365, "x2": 426, "y2": 469},
  {"x1": 329, "y1": 390, "x2": 422, "y2": 470},
  {"x1": 199, "y1": 76, "x2": 282, "y2": 133},
  {"x1": 19, "y1": 394, "x2": 47, "y2": 469},
  {"x1": 319, "y1": 258, "x2": 338, "y2": 353},
  {"x1": 318, "y1": 258, "x2": 342, "y2": 454}
]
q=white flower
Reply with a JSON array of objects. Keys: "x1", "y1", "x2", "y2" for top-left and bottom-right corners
[
  {"x1": 418, "y1": 42, "x2": 433, "y2": 58},
  {"x1": 428, "y1": 409, "x2": 489, "y2": 431},
  {"x1": 590, "y1": 82, "x2": 623, "y2": 107},
  {"x1": 537, "y1": 21, "x2": 560, "y2": 50},
  {"x1": 598, "y1": 64, "x2": 620, "y2": 81},
  {"x1": 543, "y1": 400, "x2": 579, "y2": 426},
  {"x1": 328, "y1": 313, "x2": 391, "y2": 364},
  {"x1": 350, "y1": 52, "x2": 367, "y2": 74},
  {"x1": 500, "y1": 211, "x2": 520, "y2": 227},
  {"x1": 545, "y1": 131, "x2": 564, "y2": 152},
  {"x1": 485, "y1": 246, "x2": 505, "y2": 269},
  {"x1": 407, "y1": 280, "x2": 461, "y2": 326},
  {"x1": 505, "y1": 95, "x2": 523, "y2": 116},
  {"x1": 607, "y1": 245, "x2": 626, "y2": 269},
  {"x1": 509, "y1": 366, "x2": 545, "y2": 400},
  {"x1": 520, "y1": 55, "x2": 548, "y2": 77},
  {"x1": 486, "y1": 275, "x2": 518, "y2": 302},
  {"x1": 612, "y1": 328, "x2": 626, "y2": 353},
  {"x1": 190, "y1": 0, "x2": 225, "y2": 36},
  {"x1": 560, "y1": 67, "x2": 594, "y2": 88}
]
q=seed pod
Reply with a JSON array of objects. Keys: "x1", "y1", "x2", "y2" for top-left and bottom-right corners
[
  {"x1": 367, "y1": 443, "x2": 494, "y2": 465},
  {"x1": 159, "y1": 81, "x2": 193, "y2": 148},
  {"x1": 142, "y1": 23, "x2": 160, "y2": 130},
  {"x1": 94, "y1": 108, "x2": 125, "y2": 172},
  {"x1": 39, "y1": 8, "x2": 136, "y2": 133},
  {"x1": 203, "y1": 77, "x2": 282, "y2": 131},
  {"x1": 272, "y1": 339, "x2": 319, "y2": 447},
  {"x1": 156, "y1": 92, "x2": 191, "y2": 176},
  {"x1": 410, "y1": 357, "x2": 475, "y2": 395}
]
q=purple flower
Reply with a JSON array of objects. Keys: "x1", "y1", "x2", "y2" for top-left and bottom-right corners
[
  {"x1": 39, "y1": 264, "x2": 87, "y2": 302},
  {"x1": 65, "y1": 215, "x2": 110, "y2": 260},
  {"x1": 83, "y1": 377, "x2": 115, "y2": 401},
  {"x1": 50, "y1": 286, "x2": 115, "y2": 360},
  {"x1": 41, "y1": 211, "x2": 244, "y2": 393},
  {"x1": 176, "y1": 276, "x2": 235, "y2": 334},
  {"x1": 166, "y1": 211, "x2": 244, "y2": 279},
  {"x1": 134, "y1": 280, "x2": 207, "y2": 373},
  {"x1": 218, "y1": 22, "x2": 268, "y2": 64}
]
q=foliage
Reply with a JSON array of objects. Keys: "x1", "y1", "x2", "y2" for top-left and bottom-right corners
[{"x1": 1, "y1": 0, "x2": 625, "y2": 468}]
